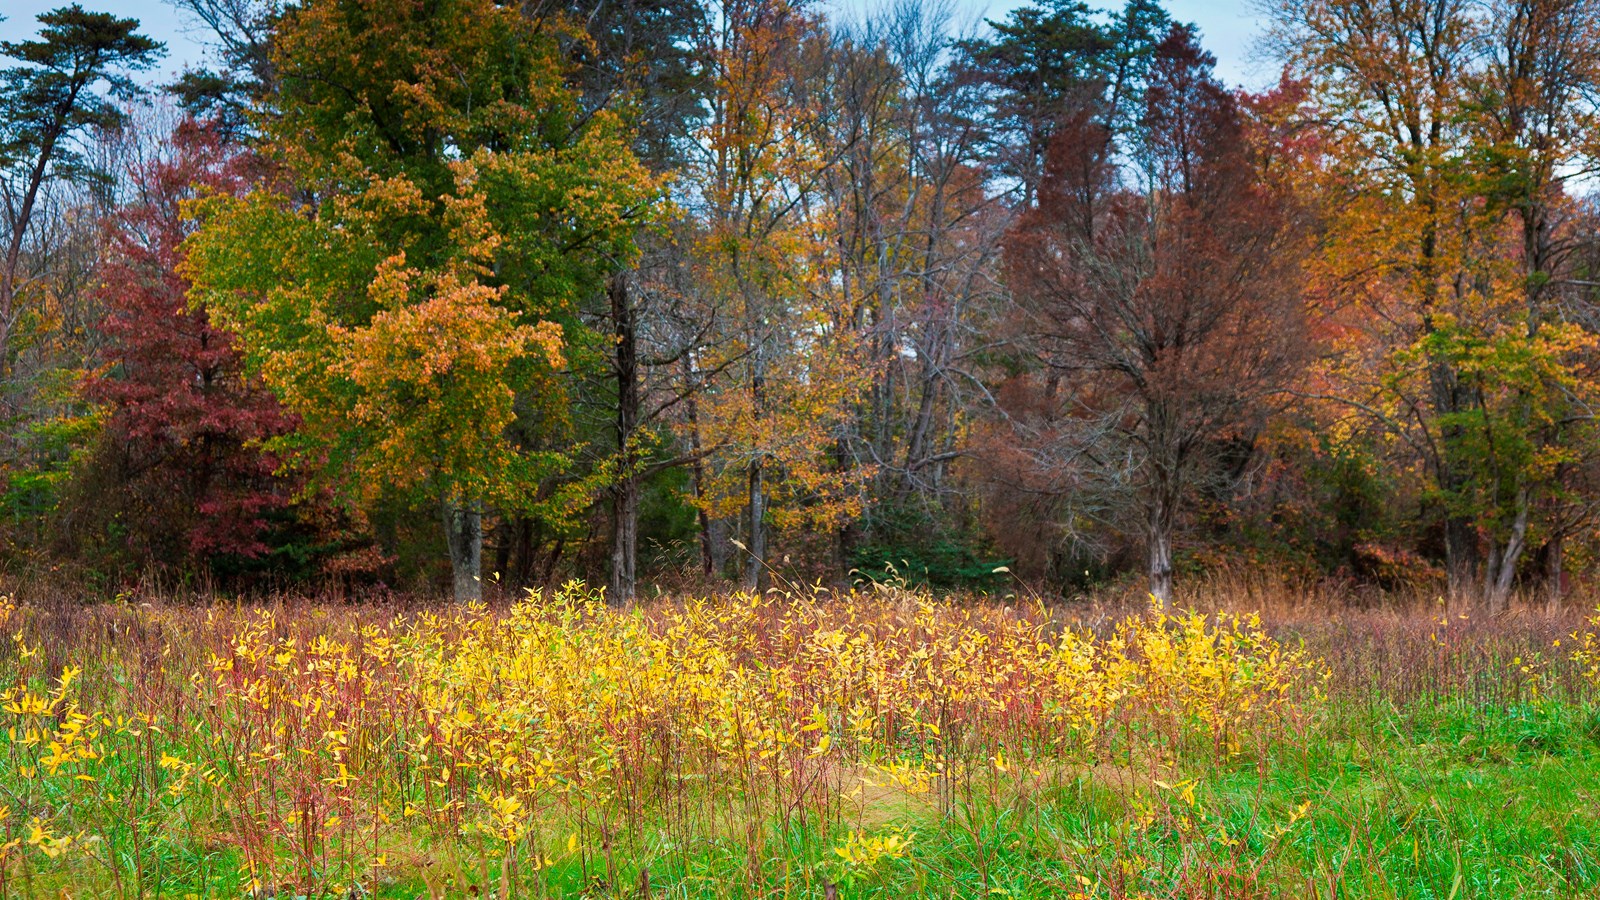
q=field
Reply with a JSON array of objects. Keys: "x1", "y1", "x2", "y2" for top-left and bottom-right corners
[{"x1": 0, "y1": 581, "x2": 1597, "y2": 899}]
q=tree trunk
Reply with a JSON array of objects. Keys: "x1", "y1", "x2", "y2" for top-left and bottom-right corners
[
  {"x1": 1483, "y1": 487, "x2": 1529, "y2": 616},
  {"x1": 493, "y1": 518, "x2": 512, "y2": 588},
  {"x1": 744, "y1": 350, "x2": 769, "y2": 593},
  {"x1": 745, "y1": 457, "x2": 768, "y2": 592},
  {"x1": 541, "y1": 536, "x2": 566, "y2": 588},
  {"x1": 1443, "y1": 515, "x2": 1478, "y2": 606},
  {"x1": 707, "y1": 517, "x2": 730, "y2": 578},
  {"x1": 511, "y1": 516, "x2": 538, "y2": 589},
  {"x1": 1546, "y1": 532, "x2": 1565, "y2": 614},
  {"x1": 608, "y1": 273, "x2": 640, "y2": 605},
  {"x1": 1145, "y1": 402, "x2": 1179, "y2": 606},
  {"x1": 682, "y1": 353, "x2": 718, "y2": 579},
  {"x1": 1427, "y1": 349, "x2": 1481, "y2": 605},
  {"x1": 443, "y1": 496, "x2": 483, "y2": 603},
  {"x1": 0, "y1": 128, "x2": 64, "y2": 396},
  {"x1": 902, "y1": 311, "x2": 951, "y2": 496},
  {"x1": 609, "y1": 480, "x2": 638, "y2": 605},
  {"x1": 836, "y1": 517, "x2": 859, "y2": 592},
  {"x1": 1147, "y1": 493, "x2": 1174, "y2": 605},
  {"x1": 832, "y1": 431, "x2": 859, "y2": 590}
]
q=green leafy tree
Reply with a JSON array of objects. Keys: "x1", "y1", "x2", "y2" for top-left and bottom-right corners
[
  {"x1": 954, "y1": 0, "x2": 1168, "y2": 202},
  {"x1": 185, "y1": 0, "x2": 661, "y2": 601}
]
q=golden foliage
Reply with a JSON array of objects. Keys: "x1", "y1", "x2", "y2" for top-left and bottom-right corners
[{"x1": 0, "y1": 588, "x2": 1322, "y2": 892}]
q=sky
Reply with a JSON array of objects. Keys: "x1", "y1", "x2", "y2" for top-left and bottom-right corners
[
  {"x1": 0, "y1": 1, "x2": 206, "y2": 82},
  {"x1": 0, "y1": 0, "x2": 1275, "y2": 92}
]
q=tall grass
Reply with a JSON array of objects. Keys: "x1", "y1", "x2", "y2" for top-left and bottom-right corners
[{"x1": 0, "y1": 577, "x2": 1594, "y2": 898}]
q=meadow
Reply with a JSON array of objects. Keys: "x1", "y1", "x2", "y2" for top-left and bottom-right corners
[{"x1": 0, "y1": 579, "x2": 1596, "y2": 899}]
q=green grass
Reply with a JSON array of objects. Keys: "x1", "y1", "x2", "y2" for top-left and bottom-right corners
[{"x1": 292, "y1": 697, "x2": 1600, "y2": 899}]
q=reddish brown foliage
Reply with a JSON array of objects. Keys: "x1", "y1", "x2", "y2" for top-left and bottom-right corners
[
  {"x1": 85, "y1": 119, "x2": 296, "y2": 565},
  {"x1": 986, "y1": 26, "x2": 1310, "y2": 596}
]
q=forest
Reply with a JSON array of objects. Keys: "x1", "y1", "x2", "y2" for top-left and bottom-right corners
[
  {"x1": 4, "y1": 2, "x2": 1600, "y2": 897},
  {"x1": 4, "y1": 0, "x2": 1599, "y2": 610}
]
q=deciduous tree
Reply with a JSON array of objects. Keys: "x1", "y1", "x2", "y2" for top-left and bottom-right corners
[
  {"x1": 185, "y1": 0, "x2": 661, "y2": 601},
  {"x1": 1272, "y1": 0, "x2": 1600, "y2": 610},
  {"x1": 81, "y1": 118, "x2": 296, "y2": 569},
  {"x1": 1003, "y1": 27, "x2": 1309, "y2": 601},
  {"x1": 682, "y1": 0, "x2": 876, "y2": 591}
]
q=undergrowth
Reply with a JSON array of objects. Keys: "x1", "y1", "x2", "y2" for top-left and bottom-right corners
[{"x1": 0, "y1": 583, "x2": 1594, "y2": 898}]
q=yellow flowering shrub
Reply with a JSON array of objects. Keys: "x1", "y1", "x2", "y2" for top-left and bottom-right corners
[
  {"x1": 0, "y1": 586, "x2": 1323, "y2": 894},
  {"x1": 1572, "y1": 608, "x2": 1600, "y2": 687}
]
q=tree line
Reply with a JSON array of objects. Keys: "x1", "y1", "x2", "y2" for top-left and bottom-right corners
[{"x1": 2, "y1": 0, "x2": 1599, "y2": 608}]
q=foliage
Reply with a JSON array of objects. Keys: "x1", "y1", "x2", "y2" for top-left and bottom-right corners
[
  {"x1": 72, "y1": 119, "x2": 299, "y2": 573},
  {"x1": 165, "y1": 0, "x2": 283, "y2": 136},
  {"x1": 953, "y1": 0, "x2": 1170, "y2": 195},
  {"x1": 0, "y1": 6, "x2": 163, "y2": 562},
  {"x1": 850, "y1": 540, "x2": 1012, "y2": 590},
  {"x1": 1271, "y1": 0, "x2": 1600, "y2": 608},
  {"x1": 679, "y1": 0, "x2": 877, "y2": 588},
  {"x1": 0, "y1": 585, "x2": 1326, "y2": 896},
  {"x1": 1, "y1": 589, "x2": 1599, "y2": 896},
  {"x1": 0, "y1": 6, "x2": 162, "y2": 186},
  {"x1": 182, "y1": 0, "x2": 664, "y2": 596},
  {"x1": 8, "y1": 0, "x2": 1600, "y2": 598}
]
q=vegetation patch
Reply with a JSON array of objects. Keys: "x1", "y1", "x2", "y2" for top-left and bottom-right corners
[{"x1": 0, "y1": 587, "x2": 1594, "y2": 897}]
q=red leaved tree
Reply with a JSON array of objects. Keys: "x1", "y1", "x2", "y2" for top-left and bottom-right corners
[
  {"x1": 78, "y1": 118, "x2": 297, "y2": 570},
  {"x1": 997, "y1": 26, "x2": 1310, "y2": 600}
]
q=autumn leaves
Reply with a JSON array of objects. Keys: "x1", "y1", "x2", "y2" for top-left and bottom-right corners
[{"x1": 183, "y1": 0, "x2": 661, "y2": 599}]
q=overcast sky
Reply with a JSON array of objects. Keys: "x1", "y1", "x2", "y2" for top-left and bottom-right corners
[{"x1": 0, "y1": 0, "x2": 1275, "y2": 94}]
